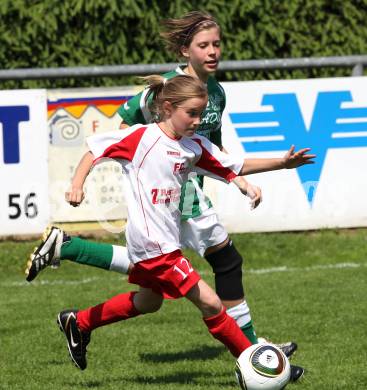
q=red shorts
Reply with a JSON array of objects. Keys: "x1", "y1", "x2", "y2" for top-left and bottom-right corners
[{"x1": 128, "y1": 250, "x2": 201, "y2": 299}]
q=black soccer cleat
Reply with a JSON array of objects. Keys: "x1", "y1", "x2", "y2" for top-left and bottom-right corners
[
  {"x1": 289, "y1": 364, "x2": 305, "y2": 382},
  {"x1": 57, "y1": 309, "x2": 90, "y2": 370},
  {"x1": 277, "y1": 341, "x2": 298, "y2": 358},
  {"x1": 25, "y1": 226, "x2": 67, "y2": 282}
]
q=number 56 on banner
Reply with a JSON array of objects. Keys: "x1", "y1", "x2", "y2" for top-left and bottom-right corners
[{"x1": 0, "y1": 90, "x2": 49, "y2": 236}]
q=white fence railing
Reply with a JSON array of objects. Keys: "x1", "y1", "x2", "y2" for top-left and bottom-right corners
[{"x1": 0, "y1": 55, "x2": 366, "y2": 81}]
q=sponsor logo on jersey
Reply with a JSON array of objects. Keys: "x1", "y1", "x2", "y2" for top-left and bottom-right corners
[
  {"x1": 200, "y1": 93, "x2": 223, "y2": 126},
  {"x1": 151, "y1": 188, "x2": 181, "y2": 205},
  {"x1": 173, "y1": 162, "x2": 187, "y2": 174},
  {"x1": 167, "y1": 150, "x2": 181, "y2": 156}
]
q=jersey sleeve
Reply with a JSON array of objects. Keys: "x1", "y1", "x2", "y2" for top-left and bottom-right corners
[
  {"x1": 210, "y1": 81, "x2": 226, "y2": 148},
  {"x1": 219, "y1": 83, "x2": 226, "y2": 111},
  {"x1": 117, "y1": 88, "x2": 152, "y2": 125},
  {"x1": 210, "y1": 127, "x2": 222, "y2": 148},
  {"x1": 86, "y1": 125, "x2": 147, "y2": 163},
  {"x1": 191, "y1": 135, "x2": 243, "y2": 183}
]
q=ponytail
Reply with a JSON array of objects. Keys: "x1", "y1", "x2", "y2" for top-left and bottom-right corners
[{"x1": 141, "y1": 74, "x2": 207, "y2": 121}]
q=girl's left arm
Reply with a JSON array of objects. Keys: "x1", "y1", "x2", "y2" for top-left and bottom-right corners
[{"x1": 239, "y1": 145, "x2": 315, "y2": 176}]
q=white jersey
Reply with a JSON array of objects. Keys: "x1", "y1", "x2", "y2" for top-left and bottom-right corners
[{"x1": 87, "y1": 123, "x2": 243, "y2": 263}]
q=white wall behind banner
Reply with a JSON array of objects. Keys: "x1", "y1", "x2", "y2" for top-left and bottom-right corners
[
  {"x1": 205, "y1": 76, "x2": 367, "y2": 232},
  {"x1": 47, "y1": 86, "x2": 139, "y2": 225},
  {"x1": 0, "y1": 90, "x2": 49, "y2": 235}
]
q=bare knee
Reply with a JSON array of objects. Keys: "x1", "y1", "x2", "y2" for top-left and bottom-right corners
[
  {"x1": 186, "y1": 280, "x2": 223, "y2": 317},
  {"x1": 200, "y1": 295, "x2": 222, "y2": 317},
  {"x1": 133, "y1": 289, "x2": 163, "y2": 314},
  {"x1": 142, "y1": 299, "x2": 163, "y2": 313}
]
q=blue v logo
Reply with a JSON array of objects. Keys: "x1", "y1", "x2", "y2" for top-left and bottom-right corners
[{"x1": 229, "y1": 91, "x2": 367, "y2": 204}]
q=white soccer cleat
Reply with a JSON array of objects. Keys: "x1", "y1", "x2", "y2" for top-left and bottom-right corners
[
  {"x1": 25, "y1": 226, "x2": 64, "y2": 282},
  {"x1": 257, "y1": 337, "x2": 298, "y2": 358}
]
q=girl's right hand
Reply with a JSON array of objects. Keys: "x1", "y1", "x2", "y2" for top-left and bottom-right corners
[{"x1": 65, "y1": 186, "x2": 85, "y2": 207}]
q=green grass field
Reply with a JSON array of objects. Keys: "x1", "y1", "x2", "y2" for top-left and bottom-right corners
[{"x1": 1, "y1": 228, "x2": 366, "y2": 389}]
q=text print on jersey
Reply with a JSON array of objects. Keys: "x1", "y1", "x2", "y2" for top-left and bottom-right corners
[
  {"x1": 229, "y1": 91, "x2": 367, "y2": 204},
  {"x1": 0, "y1": 106, "x2": 30, "y2": 164},
  {"x1": 201, "y1": 93, "x2": 222, "y2": 125},
  {"x1": 173, "y1": 162, "x2": 187, "y2": 174},
  {"x1": 151, "y1": 188, "x2": 181, "y2": 205}
]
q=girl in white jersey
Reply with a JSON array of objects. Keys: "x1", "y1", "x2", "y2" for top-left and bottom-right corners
[
  {"x1": 26, "y1": 11, "x2": 263, "y2": 343},
  {"x1": 56, "y1": 75, "x2": 315, "y2": 371},
  {"x1": 28, "y1": 11, "x2": 298, "y2": 357}
]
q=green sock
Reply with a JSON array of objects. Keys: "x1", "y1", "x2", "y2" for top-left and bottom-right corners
[
  {"x1": 60, "y1": 237, "x2": 113, "y2": 270},
  {"x1": 241, "y1": 320, "x2": 258, "y2": 344}
]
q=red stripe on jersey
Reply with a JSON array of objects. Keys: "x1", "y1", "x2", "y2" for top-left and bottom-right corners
[
  {"x1": 193, "y1": 138, "x2": 237, "y2": 182},
  {"x1": 100, "y1": 126, "x2": 147, "y2": 161}
]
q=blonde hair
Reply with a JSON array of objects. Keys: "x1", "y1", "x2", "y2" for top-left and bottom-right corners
[
  {"x1": 160, "y1": 11, "x2": 220, "y2": 56},
  {"x1": 142, "y1": 74, "x2": 208, "y2": 120}
]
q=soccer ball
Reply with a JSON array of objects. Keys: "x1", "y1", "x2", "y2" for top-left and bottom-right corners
[{"x1": 235, "y1": 343, "x2": 291, "y2": 390}]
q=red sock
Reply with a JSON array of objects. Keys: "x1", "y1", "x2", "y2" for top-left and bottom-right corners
[
  {"x1": 203, "y1": 307, "x2": 252, "y2": 358},
  {"x1": 77, "y1": 292, "x2": 140, "y2": 332}
]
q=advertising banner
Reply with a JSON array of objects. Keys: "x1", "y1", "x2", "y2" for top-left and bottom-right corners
[
  {"x1": 4, "y1": 76, "x2": 365, "y2": 236},
  {"x1": 207, "y1": 76, "x2": 367, "y2": 232},
  {"x1": 0, "y1": 90, "x2": 49, "y2": 235},
  {"x1": 47, "y1": 86, "x2": 140, "y2": 226}
]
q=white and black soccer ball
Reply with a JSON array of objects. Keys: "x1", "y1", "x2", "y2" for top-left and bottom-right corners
[{"x1": 235, "y1": 343, "x2": 291, "y2": 390}]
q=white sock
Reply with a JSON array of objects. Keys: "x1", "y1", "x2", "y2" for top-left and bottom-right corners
[
  {"x1": 110, "y1": 245, "x2": 131, "y2": 274},
  {"x1": 226, "y1": 300, "x2": 252, "y2": 328}
]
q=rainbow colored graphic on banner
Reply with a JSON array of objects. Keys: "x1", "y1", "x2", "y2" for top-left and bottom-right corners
[{"x1": 47, "y1": 96, "x2": 133, "y2": 119}]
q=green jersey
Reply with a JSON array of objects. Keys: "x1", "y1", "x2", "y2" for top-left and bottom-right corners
[{"x1": 117, "y1": 66, "x2": 226, "y2": 220}]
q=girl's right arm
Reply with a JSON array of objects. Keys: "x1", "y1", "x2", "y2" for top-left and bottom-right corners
[{"x1": 65, "y1": 151, "x2": 94, "y2": 207}]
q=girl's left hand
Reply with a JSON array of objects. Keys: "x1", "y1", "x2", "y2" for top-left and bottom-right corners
[
  {"x1": 246, "y1": 183, "x2": 262, "y2": 209},
  {"x1": 234, "y1": 177, "x2": 262, "y2": 209}
]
